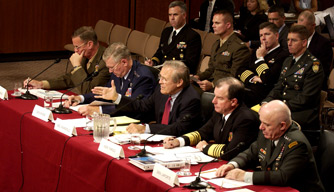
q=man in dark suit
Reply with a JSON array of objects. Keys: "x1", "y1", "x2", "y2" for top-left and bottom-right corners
[
  {"x1": 193, "y1": 10, "x2": 251, "y2": 92},
  {"x1": 144, "y1": 1, "x2": 202, "y2": 74},
  {"x1": 216, "y1": 100, "x2": 324, "y2": 192},
  {"x1": 24, "y1": 26, "x2": 110, "y2": 94},
  {"x1": 263, "y1": 25, "x2": 324, "y2": 131},
  {"x1": 163, "y1": 77, "x2": 259, "y2": 160},
  {"x1": 195, "y1": 0, "x2": 235, "y2": 32},
  {"x1": 238, "y1": 22, "x2": 289, "y2": 107},
  {"x1": 65, "y1": 42, "x2": 157, "y2": 116},
  {"x1": 297, "y1": 10, "x2": 333, "y2": 90},
  {"x1": 250, "y1": 5, "x2": 289, "y2": 50},
  {"x1": 92, "y1": 60, "x2": 201, "y2": 136}
]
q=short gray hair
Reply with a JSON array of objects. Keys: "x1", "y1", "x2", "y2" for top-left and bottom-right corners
[
  {"x1": 72, "y1": 26, "x2": 98, "y2": 45},
  {"x1": 102, "y1": 42, "x2": 131, "y2": 63},
  {"x1": 169, "y1": 1, "x2": 187, "y2": 13},
  {"x1": 162, "y1": 60, "x2": 190, "y2": 87}
]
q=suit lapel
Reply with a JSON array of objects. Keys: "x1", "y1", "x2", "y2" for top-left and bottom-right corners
[{"x1": 285, "y1": 52, "x2": 307, "y2": 77}]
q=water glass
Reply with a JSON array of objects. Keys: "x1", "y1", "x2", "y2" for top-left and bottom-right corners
[
  {"x1": 93, "y1": 114, "x2": 110, "y2": 143},
  {"x1": 44, "y1": 92, "x2": 54, "y2": 110},
  {"x1": 12, "y1": 82, "x2": 22, "y2": 96},
  {"x1": 177, "y1": 157, "x2": 192, "y2": 176},
  {"x1": 109, "y1": 117, "x2": 117, "y2": 135},
  {"x1": 128, "y1": 133, "x2": 141, "y2": 150}
]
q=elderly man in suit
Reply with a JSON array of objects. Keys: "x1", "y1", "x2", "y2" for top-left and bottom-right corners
[
  {"x1": 65, "y1": 42, "x2": 157, "y2": 116},
  {"x1": 263, "y1": 25, "x2": 324, "y2": 131},
  {"x1": 144, "y1": 1, "x2": 202, "y2": 74},
  {"x1": 216, "y1": 100, "x2": 324, "y2": 192},
  {"x1": 92, "y1": 60, "x2": 201, "y2": 137},
  {"x1": 24, "y1": 26, "x2": 110, "y2": 94},
  {"x1": 297, "y1": 10, "x2": 333, "y2": 90},
  {"x1": 163, "y1": 77, "x2": 259, "y2": 160}
]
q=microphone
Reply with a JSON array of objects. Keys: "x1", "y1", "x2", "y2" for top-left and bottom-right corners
[
  {"x1": 109, "y1": 94, "x2": 144, "y2": 116},
  {"x1": 21, "y1": 58, "x2": 61, "y2": 100},
  {"x1": 129, "y1": 114, "x2": 192, "y2": 158},
  {"x1": 184, "y1": 142, "x2": 246, "y2": 189},
  {"x1": 53, "y1": 70, "x2": 100, "y2": 114}
]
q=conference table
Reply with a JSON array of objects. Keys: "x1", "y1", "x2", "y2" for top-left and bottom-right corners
[{"x1": 0, "y1": 91, "x2": 298, "y2": 192}]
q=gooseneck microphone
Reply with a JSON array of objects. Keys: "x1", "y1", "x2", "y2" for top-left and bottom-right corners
[
  {"x1": 109, "y1": 94, "x2": 144, "y2": 116},
  {"x1": 184, "y1": 142, "x2": 246, "y2": 189},
  {"x1": 129, "y1": 114, "x2": 192, "y2": 158},
  {"x1": 53, "y1": 70, "x2": 100, "y2": 114},
  {"x1": 21, "y1": 58, "x2": 61, "y2": 100}
]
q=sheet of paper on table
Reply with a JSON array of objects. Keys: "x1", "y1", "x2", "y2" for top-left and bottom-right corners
[
  {"x1": 144, "y1": 146, "x2": 200, "y2": 155},
  {"x1": 53, "y1": 118, "x2": 87, "y2": 127},
  {"x1": 19, "y1": 88, "x2": 68, "y2": 99},
  {"x1": 208, "y1": 177, "x2": 252, "y2": 189},
  {"x1": 89, "y1": 100, "x2": 115, "y2": 106}
]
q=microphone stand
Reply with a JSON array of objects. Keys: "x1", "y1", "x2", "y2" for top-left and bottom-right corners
[
  {"x1": 184, "y1": 142, "x2": 246, "y2": 189},
  {"x1": 21, "y1": 58, "x2": 61, "y2": 100},
  {"x1": 53, "y1": 70, "x2": 99, "y2": 114}
]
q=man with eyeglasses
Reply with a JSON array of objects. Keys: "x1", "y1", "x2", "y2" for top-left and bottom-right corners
[
  {"x1": 24, "y1": 26, "x2": 110, "y2": 94},
  {"x1": 262, "y1": 25, "x2": 324, "y2": 131},
  {"x1": 64, "y1": 42, "x2": 157, "y2": 116},
  {"x1": 91, "y1": 60, "x2": 202, "y2": 136}
]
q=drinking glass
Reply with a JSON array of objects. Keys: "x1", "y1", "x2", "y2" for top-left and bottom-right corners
[
  {"x1": 128, "y1": 133, "x2": 141, "y2": 150},
  {"x1": 176, "y1": 157, "x2": 192, "y2": 176},
  {"x1": 44, "y1": 92, "x2": 54, "y2": 110},
  {"x1": 93, "y1": 114, "x2": 110, "y2": 143},
  {"x1": 12, "y1": 82, "x2": 22, "y2": 96}
]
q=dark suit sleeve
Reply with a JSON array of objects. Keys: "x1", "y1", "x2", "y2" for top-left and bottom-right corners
[{"x1": 183, "y1": 31, "x2": 202, "y2": 74}]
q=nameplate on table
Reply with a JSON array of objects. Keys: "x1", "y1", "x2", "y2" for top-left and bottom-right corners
[
  {"x1": 98, "y1": 138, "x2": 124, "y2": 158},
  {"x1": 32, "y1": 105, "x2": 54, "y2": 122},
  {"x1": 152, "y1": 163, "x2": 179, "y2": 187},
  {"x1": 54, "y1": 119, "x2": 77, "y2": 137},
  {"x1": 0, "y1": 86, "x2": 8, "y2": 100}
]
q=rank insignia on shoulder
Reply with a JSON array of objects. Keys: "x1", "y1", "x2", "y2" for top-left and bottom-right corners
[
  {"x1": 312, "y1": 65, "x2": 319, "y2": 73},
  {"x1": 222, "y1": 51, "x2": 230, "y2": 56},
  {"x1": 288, "y1": 141, "x2": 298, "y2": 148},
  {"x1": 284, "y1": 135, "x2": 291, "y2": 142}
]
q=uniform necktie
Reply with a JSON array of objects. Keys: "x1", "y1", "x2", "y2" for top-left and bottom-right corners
[
  {"x1": 289, "y1": 59, "x2": 296, "y2": 68},
  {"x1": 220, "y1": 116, "x2": 226, "y2": 132},
  {"x1": 270, "y1": 141, "x2": 276, "y2": 157},
  {"x1": 169, "y1": 31, "x2": 176, "y2": 45},
  {"x1": 161, "y1": 96, "x2": 172, "y2": 125}
]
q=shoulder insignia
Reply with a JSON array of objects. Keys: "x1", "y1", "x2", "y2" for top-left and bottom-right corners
[
  {"x1": 284, "y1": 135, "x2": 291, "y2": 142},
  {"x1": 313, "y1": 61, "x2": 320, "y2": 65},
  {"x1": 312, "y1": 65, "x2": 319, "y2": 73},
  {"x1": 288, "y1": 141, "x2": 298, "y2": 148}
]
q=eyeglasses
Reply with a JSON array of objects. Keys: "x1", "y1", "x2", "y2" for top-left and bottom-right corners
[
  {"x1": 109, "y1": 62, "x2": 120, "y2": 71},
  {"x1": 73, "y1": 42, "x2": 87, "y2": 50}
]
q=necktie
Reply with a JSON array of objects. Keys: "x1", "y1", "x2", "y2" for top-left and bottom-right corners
[
  {"x1": 270, "y1": 141, "x2": 276, "y2": 157},
  {"x1": 169, "y1": 31, "x2": 176, "y2": 45},
  {"x1": 289, "y1": 59, "x2": 296, "y2": 68},
  {"x1": 161, "y1": 96, "x2": 172, "y2": 125},
  {"x1": 220, "y1": 116, "x2": 225, "y2": 132}
]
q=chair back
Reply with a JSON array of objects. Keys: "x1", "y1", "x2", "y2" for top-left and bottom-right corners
[
  {"x1": 201, "y1": 92, "x2": 215, "y2": 123},
  {"x1": 202, "y1": 32, "x2": 219, "y2": 56},
  {"x1": 144, "y1": 17, "x2": 166, "y2": 37},
  {"x1": 94, "y1": 20, "x2": 114, "y2": 45},
  {"x1": 109, "y1": 25, "x2": 132, "y2": 45},
  {"x1": 144, "y1": 35, "x2": 160, "y2": 59},
  {"x1": 127, "y1": 30, "x2": 150, "y2": 57}
]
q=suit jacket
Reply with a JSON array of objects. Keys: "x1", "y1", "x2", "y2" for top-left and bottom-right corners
[
  {"x1": 263, "y1": 50, "x2": 324, "y2": 130},
  {"x1": 198, "y1": 33, "x2": 250, "y2": 85},
  {"x1": 308, "y1": 31, "x2": 333, "y2": 89},
  {"x1": 238, "y1": 45, "x2": 289, "y2": 107},
  {"x1": 231, "y1": 123, "x2": 324, "y2": 192},
  {"x1": 250, "y1": 24, "x2": 289, "y2": 51},
  {"x1": 48, "y1": 46, "x2": 110, "y2": 94},
  {"x1": 116, "y1": 85, "x2": 201, "y2": 136},
  {"x1": 197, "y1": 0, "x2": 235, "y2": 32},
  {"x1": 82, "y1": 60, "x2": 157, "y2": 114},
  {"x1": 151, "y1": 24, "x2": 202, "y2": 74},
  {"x1": 182, "y1": 103, "x2": 260, "y2": 160}
]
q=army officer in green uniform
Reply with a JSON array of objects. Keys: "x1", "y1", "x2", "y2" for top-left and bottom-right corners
[
  {"x1": 216, "y1": 100, "x2": 324, "y2": 192},
  {"x1": 262, "y1": 25, "x2": 324, "y2": 131}
]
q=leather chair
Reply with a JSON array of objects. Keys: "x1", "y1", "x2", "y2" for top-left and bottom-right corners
[
  {"x1": 144, "y1": 17, "x2": 166, "y2": 38},
  {"x1": 201, "y1": 92, "x2": 215, "y2": 123}
]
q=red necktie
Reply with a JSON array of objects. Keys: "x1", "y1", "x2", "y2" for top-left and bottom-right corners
[{"x1": 161, "y1": 96, "x2": 172, "y2": 125}]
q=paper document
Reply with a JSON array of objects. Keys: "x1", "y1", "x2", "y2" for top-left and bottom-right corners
[
  {"x1": 195, "y1": 168, "x2": 218, "y2": 179},
  {"x1": 144, "y1": 146, "x2": 200, "y2": 155},
  {"x1": 208, "y1": 178, "x2": 252, "y2": 188},
  {"x1": 89, "y1": 100, "x2": 115, "y2": 106},
  {"x1": 19, "y1": 88, "x2": 67, "y2": 99},
  {"x1": 113, "y1": 116, "x2": 140, "y2": 125},
  {"x1": 69, "y1": 104, "x2": 88, "y2": 112},
  {"x1": 54, "y1": 118, "x2": 87, "y2": 128}
]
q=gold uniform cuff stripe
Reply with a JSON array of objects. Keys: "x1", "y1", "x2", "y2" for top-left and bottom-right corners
[
  {"x1": 208, "y1": 144, "x2": 225, "y2": 158},
  {"x1": 240, "y1": 70, "x2": 253, "y2": 82},
  {"x1": 184, "y1": 131, "x2": 201, "y2": 146},
  {"x1": 151, "y1": 57, "x2": 160, "y2": 64},
  {"x1": 256, "y1": 63, "x2": 269, "y2": 76}
]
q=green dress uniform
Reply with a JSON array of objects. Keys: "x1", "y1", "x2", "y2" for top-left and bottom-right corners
[
  {"x1": 47, "y1": 46, "x2": 110, "y2": 94},
  {"x1": 263, "y1": 49, "x2": 324, "y2": 130},
  {"x1": 198, "y1": 33, "x2": 250, "y2": 85},
  {"x1": 231, "y1": 122, "x2": 324, "y2": 192}
]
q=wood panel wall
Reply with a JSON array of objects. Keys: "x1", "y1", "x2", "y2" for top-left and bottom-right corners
[{"x1": 0, "y1": 0, "x2": 235, "y2": 54}]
